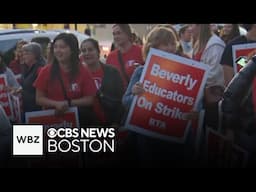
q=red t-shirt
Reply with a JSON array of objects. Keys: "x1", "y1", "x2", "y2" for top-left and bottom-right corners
[
  {"x1": 106, "y1": 44, "x2": 144, "y2": 88},
  {"x1": 90, "y1": 66, "x2": 104, "y2": 90},
  {"x1": 33, "y1": 64, "x2": 97, "y2": 101},
  {"x1": 86, "y1": 66, "x2": 107, "y2": 124}
]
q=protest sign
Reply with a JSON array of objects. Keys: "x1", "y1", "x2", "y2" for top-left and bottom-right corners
[
  {"x1": 25, "y1": 107, "x2": 80, "y2": 129},
  {"x1": 232, "y1": 43, "x2": 256, "y2": 74},
  {"x1": 125, "y1": 48, "x2": 209, "y2": 143}
]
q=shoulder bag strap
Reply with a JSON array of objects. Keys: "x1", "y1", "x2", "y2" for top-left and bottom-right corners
[
  {"x1": 117, "y1": 50, "x2": 130, "y2": 84},
  {"x1": 57, "y1": 72, "x2": 70, "y2": 105}
]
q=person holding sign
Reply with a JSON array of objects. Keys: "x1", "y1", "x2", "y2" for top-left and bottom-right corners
[
  {"x1": 221, "y1": 24, "x2": 256, "y2": 86},
  {"x1": 122, "y1": 26, "x2": 198, "y2": 167},
  {"x1": 123, "y1": 26, "x2": 195, "y2": 112},
  {"x1": 33, "y1": 33, "x2": 98, "y2": 168},
  {"x1": 220, "y1": 24, "x2": 240, "y2": 45},
  {"x1": 34, "y1": 33, "x2": 97, "y2": 127},
  {"x1": 0, "y1": 51, "x2": 21, "y2": 122},
  {"x1": 222, "y1": 55, "x2": 256, "y2": 167}
]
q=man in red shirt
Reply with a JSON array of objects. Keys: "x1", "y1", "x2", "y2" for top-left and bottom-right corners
[{"x1": 106, "y1": 24, "x2": 144, "y2": 89}]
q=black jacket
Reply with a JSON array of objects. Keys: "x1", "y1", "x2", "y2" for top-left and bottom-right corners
[
  {"x1": 222, "y1": 55, "x2": 256, "y2": 134},
  {"x1": 97, "y1": 63, "x2": 124, "y2": 125},
  {"x1": 22, "y1": 60, "x2": 45, "y2": 113}
]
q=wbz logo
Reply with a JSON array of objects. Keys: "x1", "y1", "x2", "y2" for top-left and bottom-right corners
[
  {"x1": 13, "y1": 125, "x2": 43, "y2": 155},
  {"x1": 16, "y1": 135, "x2": 40, "y2": 144}
]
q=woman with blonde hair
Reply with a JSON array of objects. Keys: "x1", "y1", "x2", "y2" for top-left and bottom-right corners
[
  {"x1": 123, "y1": 26, "x2": 188, "y2": 107},
  {"x1": 122, "y1": 26, "x2": 194, "y2": 167}
]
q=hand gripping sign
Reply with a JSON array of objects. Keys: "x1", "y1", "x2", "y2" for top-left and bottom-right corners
[
  {"x1": 125, "y1": 48, "x2": 209, "y2": 143},
  {"x1": 232, "y1": 43, "x2": 256, "y2": 74},
  {"x1": 25, "y1": 107, "x2": 80, "y2": 129}
]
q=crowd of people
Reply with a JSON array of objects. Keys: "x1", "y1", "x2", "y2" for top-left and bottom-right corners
[{"x1": 1, "y1": 24, "x2": 256, "y2": 168}]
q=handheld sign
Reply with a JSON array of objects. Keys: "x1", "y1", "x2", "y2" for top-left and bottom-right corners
[
  {"x1": 25, "y1": 107, "x2": 80, "y2": 129},
  {"x1": 232, "y1": 43, "x2": 256, "y2": 74},
  {"x1": 0, "y1": 74, "x2": 13, "y2": 119},
  {"x1": 125, "y1": 48, "x2": 209, "y2": 143}
]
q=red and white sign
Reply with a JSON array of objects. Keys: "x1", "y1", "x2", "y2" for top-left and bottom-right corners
[
  {"x1": 0, "y1": 74, "x2": 13, "y2": 118},
  {"x1": 10, "y1": 94, "x2": 22, "y2": 123},
  {"x1": 25, "y1": 107, "x2": 80, "y2": 129},
  {"x1": 125, "y1": 48, "x2": 209, "y2": 143},
  {"x1": 232, "y1": 43, "x2": 256, "y2": 74}
]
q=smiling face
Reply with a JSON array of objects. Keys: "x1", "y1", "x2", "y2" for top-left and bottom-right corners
[
  {"x1": 80, "y1": 40, "x2": 100, "y2": 66},
  {"x1": 53, "y1": 39, "x2": 72, "y2": 64}
]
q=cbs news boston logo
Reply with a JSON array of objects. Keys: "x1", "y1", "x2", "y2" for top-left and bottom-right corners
[{"x1": 13, "y1": 125, "x2": 115, "y2": 155}]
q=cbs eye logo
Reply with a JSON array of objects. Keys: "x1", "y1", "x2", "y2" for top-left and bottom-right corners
[{"x1": 47, "y1": 128, "x2": 57, "y2": 138}]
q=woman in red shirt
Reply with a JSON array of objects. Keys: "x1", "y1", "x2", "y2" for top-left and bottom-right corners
[
  {"x1": 80, "y1": 38, "x2": 124, "y2": 126},
  {"x1": 34, "y1": 33, "x2": 97, "y2": 126}
]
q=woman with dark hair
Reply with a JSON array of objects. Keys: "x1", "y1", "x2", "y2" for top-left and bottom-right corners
[
  {"x1": 80, "y1": 38, "x2": 124, "y2": 126},
  {"x1": 33, "y1": 33, "x2": 97, "y2": 167},
  {"x1": 220, "y1": 24, "x2": 240, "y2": 44},
  {"x1": 34, "y1": 33, "x2": 97, "y2": 126},
  {"x1": 80, "y1": 38, "x2": 124, "y2": 167}
]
